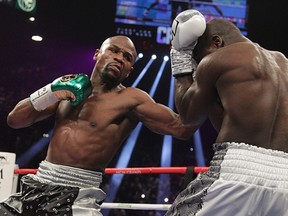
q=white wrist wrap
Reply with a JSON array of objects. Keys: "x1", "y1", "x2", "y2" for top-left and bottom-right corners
[
  {"x1": 170, "y1": 48, "x2": 197, "y2": 78},
  {"x1": 30, "y1": 84, "x2": 59, "y2": 111}
]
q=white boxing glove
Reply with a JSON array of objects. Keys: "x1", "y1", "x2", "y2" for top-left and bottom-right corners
[
  {"x1": 171, "y1": 9, "x2": 206, "y2": 51},
  {"x1": 170, "y1": 9, "x2": 205, "y2": 78}
]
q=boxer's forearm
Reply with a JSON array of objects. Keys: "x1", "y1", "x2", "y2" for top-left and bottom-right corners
[
  {"x1": 7, "y1": 98, "x2": 56, "y2": 129},
  {"x1": 174, "y1": 75, "x2": 193, "y2": 114}
]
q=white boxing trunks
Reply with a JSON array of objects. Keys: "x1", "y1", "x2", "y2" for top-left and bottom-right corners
[
  {"x1": 165, "y1": 142, "x2": 288, "y2": 216},
  {"x1": 0, "y1": 160, "x2": 106, "y2": 216}
]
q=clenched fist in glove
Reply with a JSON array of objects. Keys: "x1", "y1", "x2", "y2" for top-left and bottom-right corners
[
  {"x1": 170, "y1": 9, "x2": 206, "y2": 79},
  {"x1": 30, "y1": 74, "x2": 92, "y2": 111}
]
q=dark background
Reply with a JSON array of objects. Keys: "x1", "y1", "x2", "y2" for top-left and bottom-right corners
[{"x1": 0, "y1": 0, "x2": 287, "y2": 215}]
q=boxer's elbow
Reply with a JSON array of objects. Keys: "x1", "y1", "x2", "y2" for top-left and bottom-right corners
[
  {"x1": 7, "y1": 98, "x2": 41, "y2": 129},
  {"x1": 7, "y1": 112, "x2": 22, "y2": 129},
  {"x1": 7, "y1": 112, "x2": 32, "y2": 129},
  {"x1": 176, "y1": 132, "x2": 193, "y2": 141},
  {"x1": 174, "y1": 125, "x2": 196, "y2": 140}
]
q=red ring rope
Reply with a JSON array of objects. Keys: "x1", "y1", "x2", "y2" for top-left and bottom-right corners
[{"x1": 14, "y1": 166, "x2": 208, "y2": 175}]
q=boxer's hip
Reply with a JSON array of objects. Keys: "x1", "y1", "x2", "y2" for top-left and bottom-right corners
[{"x1": 166, "y1": 142, "x2": 288, "y2": 216}]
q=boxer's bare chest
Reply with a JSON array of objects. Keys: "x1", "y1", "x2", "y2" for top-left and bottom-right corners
[{"x1": 57, "y1": 91, "x2": 136, "y2": 128}]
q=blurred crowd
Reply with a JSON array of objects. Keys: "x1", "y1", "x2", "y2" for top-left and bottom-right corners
[{"x1": 102, "y1": 172, "x2": 186, "y2": 215}]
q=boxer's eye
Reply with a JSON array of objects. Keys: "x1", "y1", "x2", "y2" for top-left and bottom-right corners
[
  {"x1": 123, "y1": 53, "x2": 132, "y2": 62},
  {"x1": 90, "y1": 122, "x2": 97, "y2": 127}
]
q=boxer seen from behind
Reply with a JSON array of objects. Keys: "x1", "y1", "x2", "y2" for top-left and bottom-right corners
[
  {"x1": 1, "y1": 35, "x2": 195, "y2": 216},
  {"x1": 166, "y1": 9, "x2": 288, "y2": 216}
]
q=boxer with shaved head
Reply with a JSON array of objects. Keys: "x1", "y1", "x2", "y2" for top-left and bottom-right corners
[
  {"x1": 0, "y1": 35, "x2": 194, "y2": 216},
  {"x1": 167, "y1": 10, "x2": 288, "y2": 216}
]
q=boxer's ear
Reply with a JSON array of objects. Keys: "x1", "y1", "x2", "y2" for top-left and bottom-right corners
[
  {"x1": 93, "y1": 49, "x2": 100, "y2": 60},
  {"x1": 212, "y1": 35, "x2": 223, "y2": 48},
  {"x1": 126, "y1": 67, "x2": 133, "y2": 78}
]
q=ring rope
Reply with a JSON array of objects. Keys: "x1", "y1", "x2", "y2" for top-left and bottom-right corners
[
  {"x1": 14, "y1": 166, "x2": 208, "y2": 175},
  {"x1": 11, "y1": 167, "x2": 208, "y2": 211},
  {"x1": 101, "y1": 202, "x2": 171, "y2": 210}
]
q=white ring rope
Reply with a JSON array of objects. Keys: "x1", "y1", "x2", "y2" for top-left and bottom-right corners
[{"x1": 101, "y1": 202, "x2": 171, "y2": 211}]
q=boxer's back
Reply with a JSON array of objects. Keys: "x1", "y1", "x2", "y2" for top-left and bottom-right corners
[{"x1": 215, "y1": 43, "x2": 288, "y2": 151}]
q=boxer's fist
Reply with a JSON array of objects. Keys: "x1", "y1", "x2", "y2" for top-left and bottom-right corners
[
  {"x1": 30, "y1": 74, "x2": 92, "y2": 111},
  {"x1": 171, "y1": 9, "x2": 206, "y2": 51},
  {"x1": 51, "y1": 74, "x2": 92, "y2": 106},
  {"x1": 170, "y1": 9, "x2": 205, "y2": 78}
]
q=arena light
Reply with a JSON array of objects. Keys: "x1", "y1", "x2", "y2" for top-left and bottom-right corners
[
  {"x1": 31, "y1": 35, "x2": 43, "y2": 42},
  {"x1": 151, "y1": 54, "x2": 157, "y2": 59},
  {"x1": 194, "y1": 130, "x2": 205, "y2": 166},
  {"x1": 29, "y1": 17, "x2": 35, "y2": 22},
  {"x1": 148, "y1": 57, "x2": 166, "y2": 96},
  {"x1": 132, "y1": 57, "x2": 155, "y2": 87},
  {"x1": 163, "y1": 56, "x2": 169, "y2": 61},
  {"x1": 16, "y1": 0, "x2": 36, "y2": 12},
  {"x1": 135, "y1": 53, "x2": 144, "y2": 63},
  {"x1": 148, "y1": 60, "x2": 171, "y2": 204},
  {"x1": 105, "y1": 56, "x2": 157, "y2": 210},
  {"x1": 157, "y1": 62, "x2": 172, "y2": 204},
  {"x1": 16, "y1": 129, "x2": 53, "y2": 167}
]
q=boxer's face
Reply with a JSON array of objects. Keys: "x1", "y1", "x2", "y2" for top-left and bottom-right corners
[
  {"x1": 193, "y1": 43, "x2": 208, "y2": 64},
  {"x1": 93, "y1": 37, "x2": 136, "y2": 85}
]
